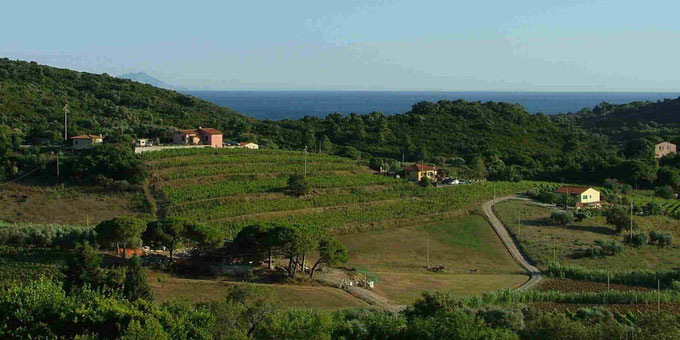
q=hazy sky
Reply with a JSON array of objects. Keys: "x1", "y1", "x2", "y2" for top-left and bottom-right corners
[{"x1": 3, "y1": 0, "x2": 680, "y2": 91}]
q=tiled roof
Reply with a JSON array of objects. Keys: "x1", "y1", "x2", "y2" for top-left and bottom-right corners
[
  {"x1": 198, "y1": 128, "x2": 222, "y2": 135},
  {"x1": 554, "y1": 186, "x2": 592, "y2": 194},
  {"x1": 177, "y1": 129, "x2": 198, "y2": 135},
  {"x1": 403, "y1": 163, "x2": 436, "y2": 172},
  {"x1": 70, "y1": 134, "x2": 101, "y2": 139}
]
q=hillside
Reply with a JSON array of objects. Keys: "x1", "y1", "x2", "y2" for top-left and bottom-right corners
[
  {"x1": 0, "y1": 58, "x2": 250, "y2": 143},
  {"x1": 559, "y1": 98, "x2": 680, "y2": 143}
]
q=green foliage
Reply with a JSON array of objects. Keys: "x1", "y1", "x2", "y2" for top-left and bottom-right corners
[
  {"x1": 143, "y1": 218, "x2": 188, "y2": 259},
  {"x1": 184, "y1": 223, "x2": 225, "y2": 250},
  {"x1": 207, "y1": 283, "x2": 275, "y2": 339},
  {"x1": 642, "y1": 201, "x2": 664, "y2": 216},
  {"x1": 0, "y1": 221, "x2": 94, "y2": 248},
  {"x1": 0, "y1": 58, "x2": 245, "y2": 145},
  {"x1": 655, "y1": 185, "x2": 676, "y2": 199},
  {"x1": 546, "y1": 262, "x2": 680, "y2": 289},
  {"x1": 526, "y1": 185, "x2": 557, "y2": 204},
  {"x1": 605, "y1": 206, "x2": 635, "y2": 234},
  {"x1": 623, "y1": 232, "x2": 648, "y2": 247},
  {"x1": 649, "y1": 230, "x2": 673, "y2": 246},
  {"x1": 550, "y1": 211, "x2": 574, "y2": 225},
  {"x1": 603, "y1": 178, "x2": 632, "y2": 194},
  {"x1": 123, "y1": 257, "x2": 153, "y2": 301},
  {"x1": 287, "y1": 174, "x2": 310, "y2": 196},
  {"x1": 95, "y1": 216, "x2": 146, "y2": 251},
  {"x1": 310, "y1": 238, "x2": 349, "y2": 279},
  {"x1": 657, "y1": 166, "x2": 680, "y2": 189},
  {"x1": 588, "y1": 240, "x2": 624, "y2": 257},
  {"x1": 0, "y1": 279, "x2": 214, "y2": 339},
  {"x1": 418, "y1": 176, "x2": 433, "y2": 187}
]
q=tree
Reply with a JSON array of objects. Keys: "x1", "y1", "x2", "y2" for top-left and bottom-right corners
[
  {"x1": 657, "y1": 166, "x2": 680, "y2": 189},
  {"x1": 184, "y1": 223, "x2": 224, "y2": 250},
  {"x1": 233, "y1": 224, "x2": 274, "y2": 268},
  {"x1": 614, "y1": 159, "x2": 657, "y2": 188},
  {"x1": 95, "y1": 216, "x2": 146, "y2": 256},
  {"x1": 143, "y1": 218, "x2": 187, "y2": 260},
  {"x1": 286, "y1": 174, "x2": 310, "y2": 196},
  {"x1": 122, "y1": 256, "x2": 153, "y2": 301},
  {"x1": 309, "y1": 238, "x2": 349, "y2": 279},
  {"x1": 550, "y1": 211, "x2": 574, "y2": 226},
  {"x1": 63, "y1": 242, "x2": 104, "y2": 292},
  {"x1": 605, "y1": 206, "x2": 635, "y2": 234},
  {"x1": 209, "y1": 284, "x2": 275, "y2": 339},
  {"x1": 268, "y1": 225, "x2": 319, "y2": 278},
  {"x1": 655, "y1": 185, "x2": 676, "y2": 199},
  {"x1": 418, "y1": 176, "x2": 433, "y2": 187},
  {"x1": 469, "y1": 157, "x2": 487, "y2": 181}
]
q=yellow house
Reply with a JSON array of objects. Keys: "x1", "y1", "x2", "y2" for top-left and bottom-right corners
[
  {"x1": 554, "y1": 186, "x2": 600, "y2": 207},
  {"x1": 403, "y1": 163, "x2": 437, "y2": 182}
]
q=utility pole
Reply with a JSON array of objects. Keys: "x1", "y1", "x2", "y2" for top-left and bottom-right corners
[
  {"x1": 658, "y1": 279, "x2": 661, "y2": 313},
  {"x1": 402, "y1": 152, "x2": 405, "y2": 167},
  {"x1": 303, "y1": 147, "x2": 308, "y2": 177},
  {"x1": 63, "y1": 104, "x2": 69, "y2": 141},
  {"x1": 56, "y1": 152, "x2": 60, "y2": 183},
  {"x1": 426, "y1": 234, "x2": 430, "y2": 269},
  {"x1": 630, "y1": 201, "x2": 634, "y2": 239}
]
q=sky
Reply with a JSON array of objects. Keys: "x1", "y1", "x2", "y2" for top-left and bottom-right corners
[{"x1": 2, "y1": 0, "x2": 680, "y2": 91}]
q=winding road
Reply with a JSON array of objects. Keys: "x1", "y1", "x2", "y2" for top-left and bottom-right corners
[{"x1": 482, "y1": 196, "x2": 543, "y2": 291}]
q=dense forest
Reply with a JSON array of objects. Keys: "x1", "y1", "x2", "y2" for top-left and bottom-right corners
[{"x1": 2, "y1": 58, "x2": 680, "y2": 187}]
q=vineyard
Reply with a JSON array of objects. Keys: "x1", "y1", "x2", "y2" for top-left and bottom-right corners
[{"x1": 147, "y1": 148, "x2": 546, "y2": 236}]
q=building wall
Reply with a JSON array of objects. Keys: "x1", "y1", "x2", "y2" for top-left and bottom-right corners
[
  {"x1": 72, "y1": 139, "x2": 93, "y2": 149},
  {"x1": 578, "y1": 188, "x2": 600, "y2": 204},
  {"x1": 655, "y1": 142, "x2": 677, "y2": 159},
  {"x1": 209, "y1": 134, "x2": 223, "y2": 148},
  {"x1": 172, "y1": 133, "x2": 186, "y2": 145}
]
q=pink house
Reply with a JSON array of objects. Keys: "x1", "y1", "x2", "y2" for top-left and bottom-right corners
[{"x1": 172, "y1": 127, "x2": 223, "y2": 148}]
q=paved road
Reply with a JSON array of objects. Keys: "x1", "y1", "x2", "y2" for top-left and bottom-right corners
[{"x1": 482, "y1": 196, "x2": 543, "y2": 291}]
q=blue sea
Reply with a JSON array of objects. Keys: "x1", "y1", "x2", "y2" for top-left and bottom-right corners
[{"x1": 186, "y1": 91, "x2": 680, "y2": 121}]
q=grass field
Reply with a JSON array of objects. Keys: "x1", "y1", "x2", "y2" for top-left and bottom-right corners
[
  {"x1": 493, "y1": 199, "x2": 680, "y2": 272},
  {"x1": 336, "y1": 215, "x2": 528, "y2": 304},
  {"x1": 147, "y1": 272, "x2": 369, "y2": 310},
  {"x1": 0, "y1": 183, "x2": 149, "y2": 225}
]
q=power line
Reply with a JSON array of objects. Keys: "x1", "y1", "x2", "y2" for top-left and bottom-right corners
[{"x1": 0, "y1": 159, "x2": 54, "y2": 187}]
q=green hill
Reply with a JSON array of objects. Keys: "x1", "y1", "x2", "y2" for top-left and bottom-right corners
[{"x1": 0, "y1": 58, "x2": 250, "y2": 143}]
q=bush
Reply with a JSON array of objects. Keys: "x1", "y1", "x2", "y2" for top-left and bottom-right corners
[
  {"x1": 550, "y1": 211, "x2": 574, "y2": 225},
  {"x1": 655, "y1": 185, "x2": 676, "y2": 199},
  {"x1": 605, "y1": 206, "x2": 635, "y2": 234},
  {"x1": 0, "y1": 222, "x2": 94, "y2": 248},
  {"x1": 649, "y1": 230, "x2": 673, "y2": 247},
  {"x1": 588, "y1": 240, "x2": 624, "y2": 257},
  {"x1": 286, "y1": 174, "x2": 310, "y2": 196},
  {"x1": 527, "y1": 186, "x2": 557, "y2": 204},
  {"x1": 573, "y1": 210, "x2": 591, "y2": 222},
  {"x1": 603, "y1": 178, "x2": 632, "y2": 194},
  {"x1": 623, "y1": 232, "x2": 648, "y2": 247},
  {"x1": 642, "y1": 201, "x2": 664, "y2": 216},
  {"x1": 418, "y1": 176, "x2": 433, "y2": 187}
]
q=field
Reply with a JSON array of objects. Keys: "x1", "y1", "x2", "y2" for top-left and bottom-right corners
[
  {"x1": 146, "y1": 148, "x2": 544, "y2": 237},
  {"x1": 147, "y1": 272, "x2": 369, "y2": 310},
  {"x1": 0, "y1": 183, "x2": 149, "y2": 225},
  {"x1": 144, "y1": 148, "x2": 543, "y2": 305},
  {"x1": 493, "y1": 199, "x2": 680, "y2": 272}
]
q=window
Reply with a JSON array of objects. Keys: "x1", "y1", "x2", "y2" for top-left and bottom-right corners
[{"x1": 582, "y1": 195, "x2": 588, "y2": 200}]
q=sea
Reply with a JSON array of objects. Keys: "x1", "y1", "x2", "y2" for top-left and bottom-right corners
[{"x1": 186, "y1": 91, "x2": 680, "y2": 121}]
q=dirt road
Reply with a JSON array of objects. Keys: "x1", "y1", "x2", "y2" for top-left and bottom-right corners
[{"x1": 482, "y1": 196, "x2": 542, "y2": 290}]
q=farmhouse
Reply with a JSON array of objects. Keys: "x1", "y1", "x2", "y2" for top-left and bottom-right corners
[
  {"x1": 172, "y1": 127, "x2": 223, "y2": 148},
  {"x1": 403, "y1": 163, "x2": 437, "y2": 182},
  {"x1": 554, "y1": 186, "x2": 600, "y2": 208},
  {"x1": 69, "y1": 134, "x2": 103, "y2": 149},
  {"x1": 655, "y1": 141, "x2": 677, "y2": 159}
]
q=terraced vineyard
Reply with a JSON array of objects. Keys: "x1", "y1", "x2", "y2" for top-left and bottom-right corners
[{"x1": 145, "y1": 148, "x2": 544, "y2": 236}]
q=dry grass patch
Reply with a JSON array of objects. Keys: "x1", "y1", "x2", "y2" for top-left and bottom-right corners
[
  {"x1": 0, "y1": 183, "x2": 149, "y2": 225},
  {"x1": 147, "y1": 273, "x2": 368, "y2": 310},
  {"x1": 372, "y1": 272, "x2": 527, "y2": 305}
]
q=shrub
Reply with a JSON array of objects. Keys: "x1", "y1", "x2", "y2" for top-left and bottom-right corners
[
  {"x1": 550, "y1": 211, "x2": 574, "y2": 225},
  {"x1": 623, "y1": 232, "x2": 648, "y2": 247},
  {"x1": 527, "y1": 186, "x2": 557, "y2": 204},
  {"x1": 573, "y1": 210, "x2": 591, "y2": 222},
  {"x1": 286, "y1": 174, "x2": 310, "y2": 196},
  {"x1": 588, "y1": 240, "x2": 624, "y2": 257},
  {"x1": 418, "y1": 176, "x2": 433, "y2": 187},
  {"x1": 605, "y1": 206, "x2": 635, "y2": 234},
  {"x1": 655, "y1": 185, "x2": 676, "y2": 199},
  {"x1": 603, "y1": 178, "x2": 632, "y2": 194},
  {"x1": 649, "y1": 230, "x2": 673, "y2": 247},
  {"x1": 642, "y1": 201, "x2": 664, "y2": 216}
]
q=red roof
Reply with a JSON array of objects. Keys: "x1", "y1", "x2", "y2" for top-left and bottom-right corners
[
  {"x1": 403, "y1": 163, "x2": 437, "y2": 172},
  {"x1": 70, "y1": 134, "x2": 101, "y2": 139},
  {"x1": 198, "y1": 128, "x2": 222, "y2": 135},
  {"x1": 554, "y1": 186, "x2": 591, "y2": 194}
]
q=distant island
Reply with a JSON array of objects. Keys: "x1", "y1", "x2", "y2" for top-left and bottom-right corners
[{"x1": 118, "y1": 71, "x2": 180, "y2": 90}]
